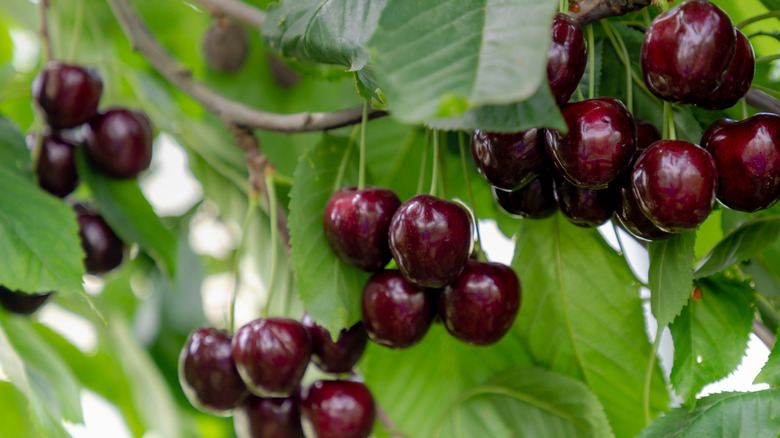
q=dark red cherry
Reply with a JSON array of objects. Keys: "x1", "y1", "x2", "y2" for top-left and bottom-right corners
[
  {"x1": 231, "y1": 318, "x2": 311, "y2": 397},
  {"x1": 545, "y1": 98, "x2": 637, "y2": 189},
  {"x1": 301, "y1": 313, "x2": 368, "y2": 374},
  {"x1": 85, "y1": 109, "x2": 154, "y2": 179},
  {"x1": 438, "y1": 261, "x2": 520, "y2": 346},
  {"x1": 547, "y1": 13, "x2": 588, "y2": 107},
  {"x1": 35, "y1": 134, "x2": 79, "y2": 198},
  {"x1": 74, "y1": 204, "x2": 123, "y2": 274},
  {"x1": 388, "y1": 194, "x2": 472, "y2": 288},
  {"x1": 234, "y1": 395, "x2": 305, "y2": 438},
  {"x1": 470, "y1": 129, "x2": 548, "y2": 191},
  {"x1": 631, "y1": 140, "x2": 718, "y2": 232},
  {"x1": 301, "y1": 380, "x2": 375, "y2": 438},
  {"x1": 0, "y1": 287, "x2": 53, "y2": 314},
  {"x1": 323, "y1": 186, "x2": 401, "y2": 272},
  {"x1": 32, "y1": 61, "x2": 103, "y2": 129},
  {"x1": 178, "y1": 327, "x2": 248, "y2": 416},
  {"x1": 641, "y1": 0, "x2": 736, "y2": 103},
  {"x1": 702, "y1": 114, "x2": 780, "y2": 212},
  {"x1": 553, "y1": 178, "x2": 618, "y2": 227},
  {"x1": 697, "y1": 29, "x2": 755, "y2": 110},
  {"x1": 636, "y1": 120, "x2": 661, "y2": 153},
  {"x1": 615, "y1": 184, "x2": 673, "y2": 241},
  {"x1": 492, "y1": 175, "x2": 557, "y2": 219},
  {"x1": 361, "y1": 270, "x2": 435, "y2": 349}
]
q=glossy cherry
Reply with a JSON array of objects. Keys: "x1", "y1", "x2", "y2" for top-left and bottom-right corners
[
  {"x1": 301, "y1": 313, "x2": 368, "y2": 374},
  {"x1": 553, "y1": 178, "x2": 618, "y2": 228},
  {"x1": 323, "y1": 186, "x2": 401, "y2": 272},
  {"x1": 86, "y1": 109, "x2": 154, "y2": 179},
  {"x1": 545, "y1": 98, "x2": 637, "y2": 189},
  {"x1": 32, "y1": 61, "x2": 103, "y2": 129},
  {"x1": 492, "y1": 175, "x2": 557, "y2": 219},
  {"x1": 641, "y1": 0, "x2": 736, "y2": 103},
  {"x1": 470, "y1": 129, "x2": 547, "y2": 191},
  {"x1": 35, "y1": 134, "x2": 79, "y2": 198},
  {"x1": 631, "y1": 140, "x2": 718, "y2": 232},
  {"x1": 388, "y1": 194, "x2": 472, "y2": 288},
  {"x1": 615, "y1": 184, "x2": 673, "y2": 241},
  {"x1": 178, "y1": 327, "x2": 248, "y2": 416},
  {"x1": 361, "y1": 270, "x2": 435, "y2": 349},
  {"x1": 636, "y1": 120, "x2": 661, "y2": 152},
  {"x1": 301, "y1": 380, "x2": 375, "y2": 438},
  {"x1": 232, "y1": 318, "x2": 311, "y2": 397},
  {"x1": 0, "y1": 287, "x2": 53, "y2": 315},
  {"x1": 697, "y1": 29, "x2": 755, "y2": 110},
  {"x1": 702, "y1": 114, "x2": 780, "y2": 212},
  {"x1": 74, "y1": 204, "x2": 124, "y2": 274},
  {"x1": 233, "y1": 395, "x2": 305, "y2": 438},
  {"x1": 547, "y1": 13, "x2": 588, "y2": 107}
]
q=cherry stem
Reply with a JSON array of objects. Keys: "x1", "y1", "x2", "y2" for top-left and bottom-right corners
[
  {"x1": 357, "y1": 100, "x2": 369, "y2": 190},
  {"x1": 601, "y1": 21, "x2": 633, "y2": 113},
  {"x1": 756, "y1": 54, "x2": 780, "y2": 63},
  {"x1": 333, "y1": 125, "x2": 360, "y2": 191},
  {"x1": 662, "y1": 101, "x2": 676, "y2": 140},
  {"x1": 576, "y1": 85, "x2": 585, "y2": 102},
  {"x1": 67, "y1": 0, "x2": 85, "y2": 62},
  {"x1": 655, "y1": 0, "x2": 670, "y2": 13},
  {"x1": 587, "y1": 24, "x2": 596, "y2": 100},
  {"x1": 458, "y1": 132, "x2": 482, "y2": 245},
  {"x1": 263, "y1": 171, "x2": 279, "y2": 319},
  {"x1": 429, "y1": 130, "x2": 440, "y2": 197},
  {"x1": 559, "y1": 0, "x2": 567, "y2": 14},
  {"x1": 747, "y1": 30, "x2": 780, "y2": 43},
  {"x1": 643, "y1": 324, "x2": 662, "y2": 426},
  {"x1": 37, "y1": 0, "x2": 53, "y2": 62},
  {"x1": 417, "y1": 131, "x2": 429, "y2": 195},
  {"x1": 230, "y1": 193, "x2": 258, "y2": 333},
  {"x1": 737, "y1": 10, "x2": 780, "y2": 29},
  {"x1": 742, "y1": 99, "x2": 749, "y2": 120}
]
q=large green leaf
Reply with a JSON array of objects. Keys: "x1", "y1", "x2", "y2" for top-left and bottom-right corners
[
  {"x1": 512, "y1": 216, "x2": 669, "y2": 438},
  {"x1": 756, "y1": 323, "x2": 780, "y2": 386},
  {"x1": 638, "y1": 390, "x2": 780, "y2": 438},
  {"x1": 648, "y1": 232, "x2": 696, "y2": 329},
  {"x1": 695, "y1": 215, "x2": 780, "y2": 279},
  {"x1": 0, "y1": 117, "x2": 32, "y2": 179}
]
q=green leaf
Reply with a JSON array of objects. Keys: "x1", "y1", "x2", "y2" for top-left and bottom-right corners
[
  {"x1": 695, "y1": 215, "x2": 780, "y2": 279},
  {"x1": 369, "y1": 0, "x2": 558, "y2": 124},
  {"x1": 670, "y1": 272, "x2": 756, "y2": 405},
  {"x1": 512, "y1": 216, "x2": 669, "y2": 438},
  {"x1": 637, "y1": 390, "x2": 780, "y2": 438},
  {"x1": 756, "y1": 323, "x2": 780, "y2": 386},
  {"x1": 0, "y1": 116, "x2": 32, "y2": 179},
  {"x1": 758, "y1": 0, "x2": 780, "y2": 14},
  {"x1": 648, "y1": 231, "x2": 696, "y2": 329}
]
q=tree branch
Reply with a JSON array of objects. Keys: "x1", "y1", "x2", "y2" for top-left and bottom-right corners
[
  {"x1": 753, "y1": 319, "x2": 776, "y2": 350},
  {"x1": 191, "y1": 0, "x2": 266, "y2": 28},
  {"x1": 569, "y1": 0, "x2": 653, "y2": 27}
]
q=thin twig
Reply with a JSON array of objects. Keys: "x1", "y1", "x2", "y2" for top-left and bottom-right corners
[
  {"x1": 753, "y1": 319, "x2": 776, "y2": 350},
  {"x1": 37, "y1": 0, "x2": 53, "y2": 62},
  {"x1": 191, "y1": 0, "x2": 266, "y2": 28},
  {"x1": 377, "y1": 405, "x2": 407, "y2": 438},
  {"x1": 569, "y1": 0, "x2": 653, "y2": 27}
]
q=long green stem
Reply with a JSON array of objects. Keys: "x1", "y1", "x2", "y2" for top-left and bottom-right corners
[
  {"x1": 558, "y1": 0, "x2": 566, "y2": 13},
  {"x1": 605, "y1": 22, "x2": 634, "y2": 113},
  {"x1": 37, "y1": 0, "x2": 52, "y2": 62},
  {"x1": 752, "y1": 84, "x2": 780, "y2": 99},
  {"x1": 756, "y1": 54, "x2": 780, "y2": 63},
  {"x1": 230, "y1": 194, "x2": 258, "y2": 332},
  {"x1": 587, "y1": 25, "x2": 595, "y2": 100},
  {"x1": 333, "y1": 125, "x2": 360, "y2": 191},
  {"x1": 643, "y1": 325, "x2": 662, "y2": 426},
  {"x1": 737, "y1": 10, "x2": 780, "y2": 29},
  {"x1": 742, "y1": 99, "x2": 749, "y2": 120},
  {"x1": 67, "y1": 0, "x2": 84, "y2": 61},
  {"x1": 357, "y1": 100, "x2": 369, "y2": 190},
  {"x1": 262, "y1": 173, "x2": 278, "y2": 319},
  {"x1": 458, "y1": 132, "x2": 482, "y2": 245},
  {"x1": 665, "y1": 102, "x2": 676, "y2": 140},
  {"x1": 416, "y1": 130, "x2": 429, "y2": 194},
  {"x1": 429, "y1": 130, "x2": 440, "y2": 197}
]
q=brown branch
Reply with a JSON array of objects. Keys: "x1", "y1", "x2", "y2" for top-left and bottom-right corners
[
  {"x1": 191, "y1": 0, "x2": 266, "y2": 28},
  {"x1": 570, "y1": 0, "x2": 653, "y2": 27},
  {"x1": 37, "y1": 0, "x2": 53, "y2": 62},
  {"x1": 747, "y1": 89, "x2": 780, "y2": 116},
  {"x1": 753, "y1": 319, "x2": 776, "y2": 350}
]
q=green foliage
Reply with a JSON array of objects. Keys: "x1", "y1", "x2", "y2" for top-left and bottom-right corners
[
  {"x1": 695, "y1": 215, "x2": 780, "y2": 278},
  {"x1": 648, "y1": 232, "x2": 696, "y2": 329}
]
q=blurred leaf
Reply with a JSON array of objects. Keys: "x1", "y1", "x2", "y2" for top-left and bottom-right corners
[
  {"x1": 649, "y1": 231, "x2": 696, "y2": 329},
  {"x1": 695, "y1": 215, "x2": 780, "y2": 279},
  {"x1": 758, "y1": 0, "x2": 780, "y2": 13},
  {"x1": 0, "y1": 381, "x2": 39, "y2": 438},
  {"x1": 0, "y1": 116, "x2": 31, "y2": 179}
]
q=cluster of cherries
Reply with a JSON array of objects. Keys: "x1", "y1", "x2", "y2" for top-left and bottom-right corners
[
  {"x1": 0, "y1": 61, "x2": 155, "y2": 315},
  {"x1": 475, "y1": 1, "x2": 779, "y2": 243}
]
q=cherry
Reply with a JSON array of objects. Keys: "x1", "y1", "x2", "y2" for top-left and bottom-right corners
[
  {"x1": 636, "y1": 120, "x2": 661, "y2": 152},
  {"x1": 631, "y1": 140, "x2": 718, "y2": 232},
  {"x1": 438, "y1": 261, "x2": 520, "y2": 346},
  {"x1": 300, "y1": 380, "x2": 375, "y2": 438},
  {"x1": 697, "y1": 29, "x2": 755, "y2": 110},
  {"x1": 233, "y1": 395, "x2": 305, "y2": 438},
  {"x1": 545, "y1": 98, "x2": 637, "y2": 189},
  {"x1": 470, "y1": 129, "x2": 547, "y2": 191},
  {"x1": 615, "y1": 184, "x2": 673, "y2": 241},
  {"x1": 641, "y1": 0, "x2": 736, "y2": 103},
  {"x1": 388, "y1": 194, "x2": 472, "y2": 288},
  {"x1": 203, "y1": 20, "x2": 249, "y2": 73},
  {"x1": 0, "y1": 287, "x2": 53, "y2": 315},
  {"x1": 85, "y1": 109, "x2": 154, "y2": 179},
  {"x1": 301, "y1": 313, "x2": 368, "y2": 374},
  {"x1": 323, "y1": 186, "x2": 401, "y2": 272},
  {"x1": 701, "y1": 114, "x2": 780, "y2": 212},
  {"x1": 74, "y1": 204, "x2": 124, "y2": 274},
  {"x1": 361, "y1": 270, "x2": 435, "y2": 349},
  {"x1": 232, "y1": 318, "x2": 311, "y2": 397},
  {"x1": 553, "y1": 178, "x2": 618, "y2": 228},
  {"x1": 547, "y1": 13, "x2": 588, "y2": 107},
  {"x1": 492, "y1": 175, "x2": 557, "y2": 219},
  {"x1": 178, "y1": 327, "x2": 248, "y2": 416},
  {"x1": 32, "y1": 61, "x2": 103, "y2": 129},
  {"x1": 35, "y1": 134, "x2": 79, "y2": 198}
]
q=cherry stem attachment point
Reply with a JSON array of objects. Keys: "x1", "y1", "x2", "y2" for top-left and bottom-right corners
[
  {"x1": 357, "y1": 100, "x2": 369, "y2": 190},
  {"x1": 430, "y1": 130, "x2": 440, "y2": 197},
  {"x1": 230, "y1": 193, "x2": 258, "y2": 333}
]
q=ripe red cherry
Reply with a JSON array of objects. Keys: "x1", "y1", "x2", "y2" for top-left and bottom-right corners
[
  {"x1": 178, "y1": 327, "x2": 248, "y2": 416},
  {"x1": 545, "y1": 98, "x2": 637, "y2": 189},
  {"x1": 470, "y1": 129, "x2": 548, "y2": 191},
  {"x1": 35, "y1": 134, "x2": 79, "y2": 198},
  {"x1": 32, "y1": 61, "x2": 103, "y2": 129},
  {"x1": 641, "y1": 0, "x2": 736, "y2": 103},
  {"x1": 636, "y1": 120, "x2": 661, "y2": 152},
  {"x1": 697, "y1": 29, "x2": 755, "y2": 110},
  {"x1": 323, "y1": 186, "x2": 401, "y2": 272},
  {"x1": 438, "y1": 261, "x2": 520, "y2": 346},
  {"x1": 301, "y1": 313, "x2": 368, "y2": 374},
  {"x1": 615, "y1": 184, "x2": 673, "y2": 241},
  {"x1": 74, "y1": 204, "x2": 124, "y2": 274},
  {"x1": 0, "y1": 287, "x2": 53, "y2": 315},
  {"x1": 492, "y1": 175, "x2": 557, "y2": 219},
  {"x1": 553, "y1": 178, "x2": 618, "y2": 228},
  {"x1": 233, "y1": 395, "x2": 305, "y2": 438},
  {"x1": 547, "y1": 13, "x2": 588, "y2": 107},
  {"x1": 361, "y1": 270, "x2": 435, "y2": 349},
  {"x1": 231, "y1": 318, "x2": 311, "y2": 397},
  {"x1": 702, "y1": 114, "x2": 780, "y2": 212},
  {"x1": 631, "y1": 140, "x2": 718, "y2": 232},
  {"x1": 301, "y1": 380, "x2": 375, "y2": 438},
  {"x1": 85, "y1": 109, "x2": 154, "y2": 179},
  {"x1": 388, "y1": 194, "x2": 472, "y2": 288}
]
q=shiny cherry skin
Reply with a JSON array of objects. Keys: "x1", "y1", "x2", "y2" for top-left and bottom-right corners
[
  {"x1": 388, "y1": 194, "x2": 472, "y2": 288},
  {"x1": 636, "y1": 120, "x2": 661, "y2": 152},
  {"x1": 697, "y1": 29, "x2": 755, "y2": 110},
  {"x1": 492, "y1": 175, "x2": 557, "y2": 219},
  {"x1": 74, "y1": 204, "x2": 124, "y2": 274},
  {"x1": 0, "y1": 287, "x2": 53, "y2": 315},
  {"x1": 36, "y1": 134, "x2": 79, "y2": 198},
  {"x1": 438, "y1": 261, "x2": 520, "y2": 346},
  {"x1": 86, "y1": 109, "x2": 154, "y2": 179},
  {"x1": 641, "y1": 0, "x2": 736, "y2": 103},
  {"x1": 631, "y1": 140, "x2": 718, "y2": 232},
  {"x1": 32, "y1": 61, "x2": 103, "y2": 129},
  {"x1": 232, "y1": 318, "x2": 311, "y2": 397},
  {"x1": 547, "y1": 13, "x2": 588, "y2": 107},
  {"x1": 323, "y1": 186, "x2": 401, "y2": 272},
  {"x1": 702, "y1": 114, "x2": 780, "y2": 212},
  {"x1": 361, "y1": 270, "x2": 435, "y2": 349},
  {"x1": 615, "y1": 184, "x2": 673, "y2": 241},
  {"x1": 301, "y1": 380, "x2": 375, "y2": 438},
  {"x1": 470, "y1": 129, "x2": 547, "y2": 191},
  {"x1": 178, "y1": 327, "x2": 248, "y2": 416},
  {"x1": 553, "y1": 178, "x2": 618, "y2": 228},
  {"x1": 545, "y1": 98, "x2": 637, "y2": 189},
  {"x1": 301, "y1": 313, "x2": 368, "y2": 374},
  {"x1": 233, "y1": 395, "x2": 304, "y2": 438}
]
